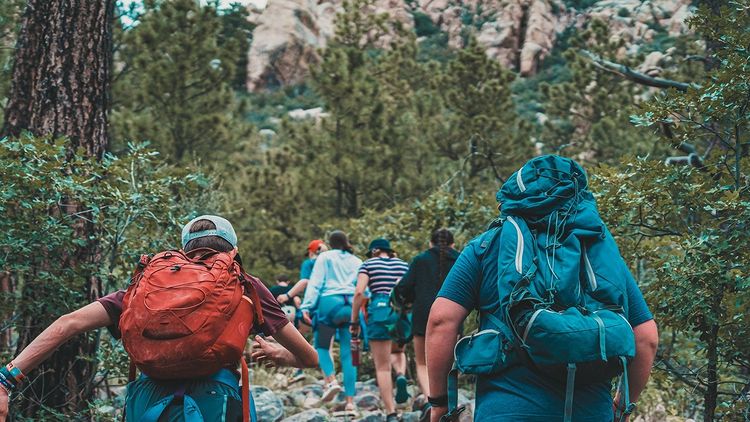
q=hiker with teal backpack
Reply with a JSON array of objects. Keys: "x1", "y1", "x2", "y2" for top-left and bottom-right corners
[
  {"x1": 350, "y1": 238, "x2": 411, "y2": 422},
  {"x1": 0, "y1": 215, "x2": 318, "y2": 422},
  {"x1": 425, "y1": 156, "x2": 658, "y2": 422},
  {"x1": 300, "y1": 231, "x2": 362, "y2": 415}
]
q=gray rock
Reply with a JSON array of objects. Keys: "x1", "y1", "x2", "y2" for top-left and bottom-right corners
[
  {"x1": 355, "y1": 381, "x2": 380, "y2": 395},
  {"x1": 252, "y1": 386, "x2": 285, "y2": 422},
  {"x1": 281, "y1": 408, "x2": 329, "y2": 422},
  {"x1": 356, "y1": 411, "x2": 385, "y2": 422},
  {"x1": 355, "y1": 392, "x2": 382, "y2": 411},
  {"x1": 401, "y1": 411, "x2": 421, "y2": 422}
]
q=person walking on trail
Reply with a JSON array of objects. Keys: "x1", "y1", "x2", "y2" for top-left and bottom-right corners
[
  {"x1": 426, "y1": 156, "x2": 659, "y2": 422},
  {"x1": 393, "y1": 229, "x2": 458, "y2": 403},
  {"x1": 0, "y1": 215, "x2": 318, "y2": 422},
  {"x1": 277, "y1": 239, "x2": 328, "y2": 308},
  {"x1": 299, "y1": 231, "x2": 361, "y2": 414},
  {"x1": 271, "y1": 274, "x2": 298, "y2": 323},
  {"x1": 351, "y1": 238, "x2": 411, "y2": 422}
]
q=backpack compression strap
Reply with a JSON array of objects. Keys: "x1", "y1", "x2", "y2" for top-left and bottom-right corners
[
  {"x1": 443, "y1": 365, "x2": 466, "y2": 422},
  {"x1": 615, "y1": 356, "x2": 635, "y2": 422}
]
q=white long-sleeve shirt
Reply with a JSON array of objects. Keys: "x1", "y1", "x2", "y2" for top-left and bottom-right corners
[{"x1": 300, "y1": 249, "x2": 363, "y2": 311}]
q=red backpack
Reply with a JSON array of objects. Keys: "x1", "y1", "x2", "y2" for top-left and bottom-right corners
[{"x1": 120, "y1": 248, "x2": 265, "y2": 380}]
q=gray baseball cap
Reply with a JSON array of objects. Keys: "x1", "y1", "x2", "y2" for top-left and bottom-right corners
[{"x1": 181, "y1": 215, "x2": 238, "y2": 249}]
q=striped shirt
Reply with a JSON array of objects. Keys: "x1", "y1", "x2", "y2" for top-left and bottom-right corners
[{"x1": 359, "y1": 257, "x2": 409, "y2": 294}]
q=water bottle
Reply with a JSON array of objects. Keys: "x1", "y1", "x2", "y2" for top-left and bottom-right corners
[{"x1": 350, "y1": 338, "x2": 361, "y2": 366}]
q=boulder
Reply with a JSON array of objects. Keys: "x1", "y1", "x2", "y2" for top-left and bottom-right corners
[
  {"x1": 401, "y1": 411, "x2": 422, "y2": 422},
  {"x1": 247, "y1": 0, "x2": 411, "y2": 91},
  {"x1": 281, "y1": 408, "x2": 330, "y2": 422},
  {"x1": 357, "y1": 411, "x2": 386, "y2": 422},
  {"x1": 252, "y1": 386, "x2": 285, "y2": 422},
  {"x1": 355, "y1": 392, "x2": 383, "y2": 411},
  {"x1": 246, "y1": 0, "x2": 329, "y2": 91}
]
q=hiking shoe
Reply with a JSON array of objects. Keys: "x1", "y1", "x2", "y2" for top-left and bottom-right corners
[
  {"x1": 333, "y1": 402, "x2": 358, "y2": 419},
  {"x1": 321, "y1": 381, "x2": 342, "y2": 403},
  {"x1": 395, "y1": 375, "x2": 409, "y2": 405}
]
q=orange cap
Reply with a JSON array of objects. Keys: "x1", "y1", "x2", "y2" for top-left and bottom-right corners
[{"x1": 307, "y1": 239, "x2": 325, "y2": 254}]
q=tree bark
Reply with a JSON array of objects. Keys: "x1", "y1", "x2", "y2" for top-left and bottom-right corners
[
  {"x1": 2, "y1": 0, "x2": 113, "y2": 158},
  {"x1": 1, "y1": 0, "x2": 113, "y2": 417}
]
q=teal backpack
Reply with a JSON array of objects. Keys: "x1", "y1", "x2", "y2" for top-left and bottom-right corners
[{"x1": 447, "y1": 155, "x2": 637, "y2": 422}]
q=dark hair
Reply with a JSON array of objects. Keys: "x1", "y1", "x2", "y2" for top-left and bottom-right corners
[
  {"x1": 184, "y1": 219, "x2": 233, "y2": 253},
  {"x1": 431, "y1": 228, "x2": 455, "y2": 285},
  {"x1": 370, "y1": 248, "x2": 396, "y2": 258},
  {"x1": 276, "y1": 274, "x2": 290, "y2": 283},
  {"x1": 329, "y1": 230, "x2": 353, "y2": 253}
]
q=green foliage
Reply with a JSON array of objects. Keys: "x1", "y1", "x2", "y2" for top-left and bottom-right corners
[
  {"x1": 0, "y1": 0, "x2": 23, "y2": 124},
  {"x1": 0, "y1": 134, "x2": 214, "y2": 408},
  {"x1": 439, "y1": 37, "x2": 533, "y2": 182},
  {"x1": 597, "y1": 3, "x2": 750, "y2": 419},
  {"x1": 538, "y1": 20, "x2": 659, "y2": 163},
  {"x1": 343, "y1": 189, "x2": 497, "y2": 261},
  {"x1": 111, "y1": 0, "x2": 253, "y2": 164}
]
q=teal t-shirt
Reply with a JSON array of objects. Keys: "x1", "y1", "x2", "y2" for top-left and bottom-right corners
[
  {"x1": 299, "y1": 258, "x2": 315, "y2": 280},
  {"x1": 438, "y1": 232, "x2": 653, "y2": 421}
]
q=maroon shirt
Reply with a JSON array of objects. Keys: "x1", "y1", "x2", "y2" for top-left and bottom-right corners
[{"x1": 98, "y1": 275, "x2": 289, "y2": 339}]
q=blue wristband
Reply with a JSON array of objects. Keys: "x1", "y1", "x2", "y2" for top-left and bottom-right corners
[{"x1": 0, "y1": 371, "x2": 15, "y2": 391}]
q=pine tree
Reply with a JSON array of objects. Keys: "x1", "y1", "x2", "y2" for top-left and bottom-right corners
[
  {"x1": 538, "y1": 20, "x2": 657, "y2": 163},
  {"x1": 1, "y1": 0, "x2": 114, "y2": 416},
  {"x1": 438, "y1": 37, "x2": 533, "y2": 186},
  {"x1": 111, "y1": 0, "x2": 252, "y2": 163}
]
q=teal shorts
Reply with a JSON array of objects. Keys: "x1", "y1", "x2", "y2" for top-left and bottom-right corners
[{"x1": 367, "y1": 294, "x2": 398, "y2": 341}]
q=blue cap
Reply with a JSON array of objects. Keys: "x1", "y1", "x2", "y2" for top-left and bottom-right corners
[{"x1": 181, "y1": 215, "x2": 238, "y2": 249}]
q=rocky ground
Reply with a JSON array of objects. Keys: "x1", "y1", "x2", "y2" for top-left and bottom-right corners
[{"x1": 251, "y1": 369, "x2": 474, "y2": 422}]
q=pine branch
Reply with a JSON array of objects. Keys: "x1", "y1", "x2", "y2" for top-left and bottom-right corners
[{"x1": 580, "y1": 50, "x2": 700, "y2": 92}]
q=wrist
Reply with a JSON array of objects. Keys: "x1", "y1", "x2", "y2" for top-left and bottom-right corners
[{"x1": 428, "y1": 394, "x2": 448, "y2": 407}]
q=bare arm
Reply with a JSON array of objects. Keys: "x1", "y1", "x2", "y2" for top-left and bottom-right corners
[
  {"x1": 0, "y1": 302, "x2": 112, "y2": 422},
  {"x1": 253, "y1": 323, "x2": 318, "y2": 368},
  {"x1": 426, "y1": 298, "x2": 469, "y2": 422},
  {"x1": 279, "y1": 279, "x2": 308, "y2": 304},
  {"x1": 624, "y1": 320, "x2": 659, "y2": 402},
  {"x1": 350, "y1": 273, "x2": 369, "y2": 329},
  {"x1": 12, "y1": 301, "x2": 113, "y2": 373}
]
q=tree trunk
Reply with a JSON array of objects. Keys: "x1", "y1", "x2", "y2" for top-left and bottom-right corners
[
  {"x1": 2, "y1": 0, "x2": 113, "y2": 158},
  {"x1": 2, "y1": 0, "x2": 113, "y2": 417}
]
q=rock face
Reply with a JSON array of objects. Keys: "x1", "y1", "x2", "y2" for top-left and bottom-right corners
[
  {"x1": 246, "y1": 0, "x2": 411, "y2": 91},
  {"x1": 420, "y1": 0, "x2": 567, "y2": 76},
  {"x1": 246, "y1": 0, "x2": 331, "y2": 91},
  {"x1": 245, "y1": 0, "x2": 695, "y2": 90}
]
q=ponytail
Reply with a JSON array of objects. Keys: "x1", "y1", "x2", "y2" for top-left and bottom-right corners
[{"x1": 431, "y1": 228, "x2": 455, "y2": 286}]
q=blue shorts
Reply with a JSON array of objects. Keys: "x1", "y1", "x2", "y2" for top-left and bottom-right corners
[{"x1": 366, "y1": 294, "x2": 397, "y2": 341}]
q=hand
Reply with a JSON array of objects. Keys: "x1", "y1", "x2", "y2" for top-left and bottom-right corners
[
  {"x1": 302, "y1": 311, "x2": 312, "y2": 325},
  {"x1": 293, "y1": 296, "x2": 302, "y2": 308},
  {"x1": 0, "y1": 385, "x2": 9, "y2": 422},
  {"x1": 349, "y1": 321, "x2": 360, "y2": 337},
  {"x1": 252, "y1": 335, "x2": 290, "y2": 368},
  {"x1": 430, "y1": 405, "x2": 447, "y2": 422},
  {"x1": 277, "y1": 293, "x2": 289, "y2": 304}
]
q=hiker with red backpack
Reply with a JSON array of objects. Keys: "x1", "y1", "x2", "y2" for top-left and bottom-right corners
[
  {"x1": 425, "y1": 156, "x2": 658, "y2": 422},
  {"x1": 0, "y1": 215, "x2": 317, "y2": 422}
]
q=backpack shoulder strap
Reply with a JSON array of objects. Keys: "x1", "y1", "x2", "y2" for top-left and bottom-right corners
[
  {"x1": 240, "y1": 271, "x2": 266, "y2": 326},
  {"x1": 476, "y1": 220, "x2": 504, "y2": 261}
]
